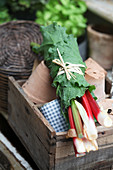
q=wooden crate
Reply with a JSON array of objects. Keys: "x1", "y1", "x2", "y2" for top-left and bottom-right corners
[
  {"x1": 0, "y1": 131, "x2": 33, "y2": 170},
  {"x1": 8, "y1": 76, "x2": 113, "y2": 170}
]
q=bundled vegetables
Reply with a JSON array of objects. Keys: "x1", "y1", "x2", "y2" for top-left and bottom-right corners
[{"x1": 31, "y1": 23, "x2": 112, "y2": 156}]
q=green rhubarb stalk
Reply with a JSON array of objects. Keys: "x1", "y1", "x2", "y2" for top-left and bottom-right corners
[
  {"x1": 71, "y1": 100, "x2": 84, "y2": 138},
  {"x1": 74, "y1": 100, "x2": 98, "y2": 140}
]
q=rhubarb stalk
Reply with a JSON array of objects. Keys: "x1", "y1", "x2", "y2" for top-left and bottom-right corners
[
  {"x1": 74, "y1": 100, "x2": 98, "y2": 140},
  {"x1": 80, "y1": 93, "x2": 98, "y2": 140},
  {"x1": 86, "y1": 90, "x2": 112, "y2": 127},
  {"x1": 83, "y1": 138, "x2": 98, "y2": 152},
  {"x1": 68, "y1": 107, "x2": 85, "y2": 155},
  {"x1": 71, "y1": 100, "x2": 84, "y2": 138}
]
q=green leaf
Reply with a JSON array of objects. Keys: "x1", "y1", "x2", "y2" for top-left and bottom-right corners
[
  {"x1": 60, "y1": 0, "x2": 70, "y2": 6},
  {"x1": 44, "y1": 11, "x2": 52, "y2": 20},
  {"x1": 31, "y1": 42, "x2": 40, "y2": 54},
  {"x1": 35, "y1": 0, "x2": 87, "y2": 37},
  {"x1": 0, "y1": 7, "x2": 11, "y2": 24},
  {"x1": 55, "y1": 4, "x2": 62, "y2": 11},
  {"x1": 77, "y1": 0, "x2": 87, "y2": 13}
]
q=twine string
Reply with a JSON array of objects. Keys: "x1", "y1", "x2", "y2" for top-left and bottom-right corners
[{"x1": 52, "y1": 48, "x2": 85, "y2": 80}]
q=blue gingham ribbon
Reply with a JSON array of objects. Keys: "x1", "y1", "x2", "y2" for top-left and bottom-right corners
[{"x1": 39, "y1": 99, "x2": 69, "y2": 132}]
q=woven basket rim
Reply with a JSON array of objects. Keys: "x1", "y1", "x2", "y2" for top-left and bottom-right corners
[
  {"x1": 0, "y1": 20, "x2": 41, "y2": 28},
  {"x1": 0, "y1": 20, "x2": 42, "y2": 72}
]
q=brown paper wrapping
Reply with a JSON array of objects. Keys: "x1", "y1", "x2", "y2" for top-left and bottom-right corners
[
  {"x1": 85, "y1": 58, "x2": 107, "y2": 101},
  {"x1": 22, "y1": 60, "x2": 56, "y2": 105},
  {"x1": 23, "y1": 58, "x2": 107, "y2": 105}
]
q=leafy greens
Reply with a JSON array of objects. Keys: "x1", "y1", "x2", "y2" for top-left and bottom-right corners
[{"x1": 32, "y1": 23, "x2": 95, "y2": 118}]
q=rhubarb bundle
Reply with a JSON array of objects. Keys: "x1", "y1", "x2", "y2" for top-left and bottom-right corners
[
  {"x1": 32, "y1": 23, "x2": 95, "y2": 116},
  {"x1": 31, "y1": 23, "x2": 112, "y2": 156}
]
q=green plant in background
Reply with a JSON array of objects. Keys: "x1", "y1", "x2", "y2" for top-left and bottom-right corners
[
  {"x1": 0, "y1": 0, "x2": 11, "y2": 24},
  {"x1": 0, "y1": 7, "x2": 11, "y2": 24},
  {"x1": 0, "y1": 0, "x2": 48, "y2": 21},
  {"x1": 2, "y1": 0, "x2": 48, "y2": 13},
  {"x1": 35, "y1": 0, "x2": 87, "y2": 38}
]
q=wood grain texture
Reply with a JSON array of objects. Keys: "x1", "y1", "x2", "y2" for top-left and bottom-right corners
[
  {"x1": 0, "y1": 132, "x2": 31, "y2": 170},
  {"x1": 55, "y1": 130, "x2": 113, "y2": 160},
  {"x1": 55, "y1": 146, "x2": 113, "y2": 170},
  {"x1": 8, "y1": 77, "x2": 113, "y2": 170},
  {"x1": 8, "y1": 77, "x2": 56, "y2": 170}
]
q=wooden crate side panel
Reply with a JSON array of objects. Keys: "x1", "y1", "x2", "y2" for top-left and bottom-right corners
[
  {"x1": 55, "y1": 146, "x2": 113, "y2": 170},
  {"x1": 9, "y1": 121, "x2": 55, "y2": 170},
  {"x1": 8, "y1": 77, "x2": 56, "y2": 170},
  {"x1": 55, "y1": 133, "x2": 113, "y2": 159},
  {"x1": 8, "y1": 77, "x2": 56, "y2": 149},
  {"x1": 55, "y1": 124, "x2": 113, "y2": 157},
  {"x1": 55, "y1": 126, "x2": 113, "y2": 169}
]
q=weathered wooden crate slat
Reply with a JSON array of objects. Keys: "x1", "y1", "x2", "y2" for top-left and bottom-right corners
[
  {"x1": 0, "y1": 132, "x2": 33, "y2": 170},
  {"x1": 8, "y1": 76, "x2": 113, "y2": 170}
]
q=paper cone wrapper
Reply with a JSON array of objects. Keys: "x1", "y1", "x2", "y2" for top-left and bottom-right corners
[{"x1": 22, "y1": 61, "x2": 56, "y2": 105}]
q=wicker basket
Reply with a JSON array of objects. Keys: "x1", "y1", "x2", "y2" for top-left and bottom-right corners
[{"x1": 0, "y1": 20, "x2": 42, "y2": 117}]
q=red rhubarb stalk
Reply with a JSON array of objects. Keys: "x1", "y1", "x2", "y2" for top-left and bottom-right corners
[
  {"x1": 68, "y1": 106, "x2": 76, "y2": 129},
  {"x1": 72, "y1": 139, "x2": 86, "y2": 157},
  {"x1": 68, "y1": 107, "x2": 85, "y2": 155},
  {"x1": 81, "y1": 93, "x2": 94, "y2": 120},
  {"x1": 81, "y1": 93, "x2": 98, "y2": 139},
  {"x1": 86, "y1": 90, "x2": 112, "y2": 127}
]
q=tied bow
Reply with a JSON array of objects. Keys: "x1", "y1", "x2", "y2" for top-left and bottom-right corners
[{"x1": 52, "y1": 48, "x2": 85, "y2": 80}]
